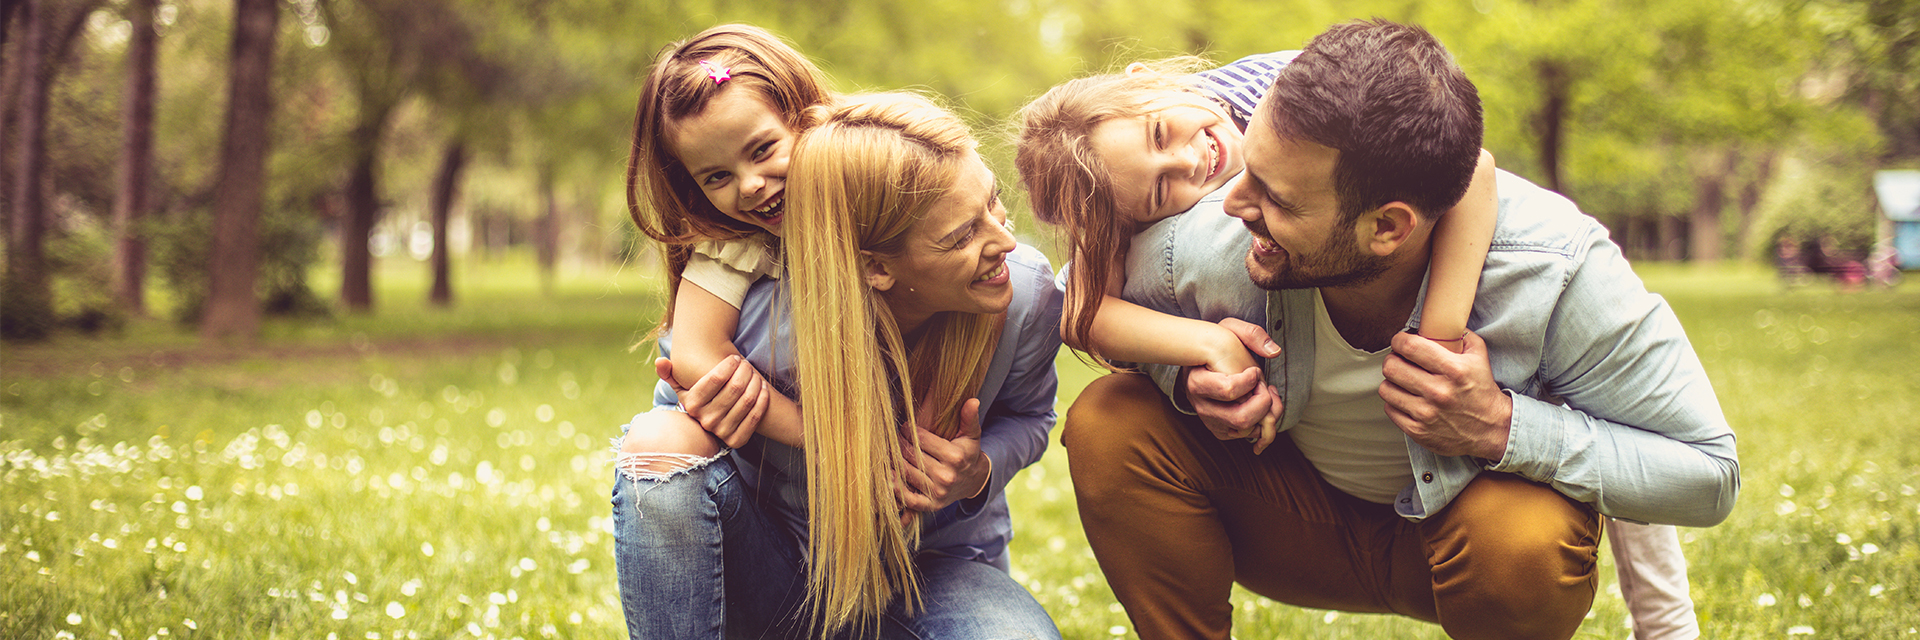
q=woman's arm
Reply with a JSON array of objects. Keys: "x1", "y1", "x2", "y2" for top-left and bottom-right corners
[{"x1": 1418, "y1": 148, "x2": 1497, "y2": 354}]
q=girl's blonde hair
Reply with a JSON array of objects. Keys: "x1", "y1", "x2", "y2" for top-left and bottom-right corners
[
  {"x1": 1014, "y1": 57, "x2": 1222, "y2": 365},
  {"x1": 785, "y1": 91, "x2": 1002, "y2": 636},
  {"x1": 625, "y1": 23, "x2": 831, "y2": 335}
]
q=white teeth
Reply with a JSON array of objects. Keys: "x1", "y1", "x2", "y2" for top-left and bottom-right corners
[
  {"x1": 1206, "y1": 134, "x2": 1220, "y2": 178},
  {"x1": 973, "y1": 263, "x2": 1006, "y2": 283},
  {"x1": 751, "y1": 195, "x2": 783, "y2": 215}
]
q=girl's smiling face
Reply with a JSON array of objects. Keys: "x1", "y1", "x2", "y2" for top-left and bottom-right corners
[
  {"x1": 667, "y1": 86, "x2": 795, "y2": 236},
  {"x1": 1086, "y1": 101, "x2": 1245, "y2": 228}
]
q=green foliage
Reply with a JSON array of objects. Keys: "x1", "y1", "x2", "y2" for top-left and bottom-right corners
[{"x1": 1752, "y1": 156, "x2": 1882, "y2": 257}]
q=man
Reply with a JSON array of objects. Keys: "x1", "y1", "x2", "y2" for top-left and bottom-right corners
[{"x1": 1063, "y1": 19, "x2": 1737, "y2": 640}]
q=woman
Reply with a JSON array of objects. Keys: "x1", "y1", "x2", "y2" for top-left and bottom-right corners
[{"x1": 612, "y1": 92, "x2": 1064, "y2": 640}]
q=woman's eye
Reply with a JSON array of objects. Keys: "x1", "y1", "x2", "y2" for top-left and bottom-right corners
[{"x1": 1152, "y1": 122, "x2": 1164, "y2": 148}]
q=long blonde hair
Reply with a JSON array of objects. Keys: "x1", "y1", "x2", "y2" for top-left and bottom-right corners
[
  {"x1": 1014, "y1": 57, "x2": 1221, "y2": 365},
  {"x1": 625, "y1": 23, "x2": 831, "y2": 336},
  {"x1": 784, "y1": 92, "x2": 1002, "y2": 636}
]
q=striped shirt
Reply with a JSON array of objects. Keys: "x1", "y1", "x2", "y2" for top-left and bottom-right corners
[{"x1": 1195, "y1": 50, "x2": 1300, "y2": 129}]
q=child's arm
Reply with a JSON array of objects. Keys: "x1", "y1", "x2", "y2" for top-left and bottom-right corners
[
  {"x1": 1072, "y1": 260, "x2": 1283, "y2": 452},
  {"x1": 669, "y1": 282, "x2": 804, "y2": 448},
  {"x1": 1418, "y1": 149, "x2": 1498, "y2": 354}
]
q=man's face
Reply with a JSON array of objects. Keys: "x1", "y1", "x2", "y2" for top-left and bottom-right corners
[{"x1": 1221, "y1": 103, "x2": 1390, "y2": 291}]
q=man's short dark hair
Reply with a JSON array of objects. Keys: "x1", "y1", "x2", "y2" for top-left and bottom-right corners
[{"x1": 1265, "y1": 19, "x2": 1483, "y2": 224}]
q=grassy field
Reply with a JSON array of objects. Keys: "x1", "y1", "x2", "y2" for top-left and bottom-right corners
[{"x1": 3, "y1": 256, "x2": 1917, "y2": 639}]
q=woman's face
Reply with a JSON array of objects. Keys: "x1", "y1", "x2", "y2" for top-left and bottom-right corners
[
  {"x1": 667, "y1": 86, "x2": 794, "y2": 236},
  {"x1": 870, "y1": 155, "x2": 1017, "y2": 329},
  {"x1": 1086, "y1": 99, "x2": 1244, "y2": 228}
]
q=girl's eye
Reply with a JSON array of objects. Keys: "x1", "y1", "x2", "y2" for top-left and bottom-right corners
[
  {"x1": 702, "y1": 171, "x2": 731, "y2": 187},
  {"x1": 1154, "y1": 176, "x2": 1166, "y2": 210},
  {"x1": 752, "y1": 141, "x2": 775, "y2": 160}
]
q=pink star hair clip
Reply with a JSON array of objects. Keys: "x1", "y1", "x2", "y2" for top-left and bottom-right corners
[{"x1": 698, "y1": 60, "x2": 731, "y2": 84}]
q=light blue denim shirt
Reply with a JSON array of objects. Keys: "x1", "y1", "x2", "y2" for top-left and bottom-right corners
[
  {"x1": 653, "y1": 243, "x2": 1064, "y2": 565},
  {"x1": 1124, "y1": 170, "x2": 1739, "y2": 526}
]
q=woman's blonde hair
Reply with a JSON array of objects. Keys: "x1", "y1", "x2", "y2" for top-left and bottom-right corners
[
  {"x1": 625, "y1": 23, "x2": 831, "y2": 336},
  {"x1": 784, "y1": 91, "x2": 1002, "y2": 636},
  {"x1": 1014, "y1": 57, "x2": 1222, "y2": 365}
]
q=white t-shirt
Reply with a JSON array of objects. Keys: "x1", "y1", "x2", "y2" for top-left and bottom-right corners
[
  {"x1": 680, "y1": 232, "x2": 781, "y2": 308},
  {"x1": 1286, "y1": 290, "x2": 1415, "y2": 504}
]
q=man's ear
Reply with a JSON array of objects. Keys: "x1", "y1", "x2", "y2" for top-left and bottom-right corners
[
  {"x1": 1359, "y1": 202, "x2": 1424, "y2": 257},
  {"x1": 860, "y1": 250, "x2": 896, "y2": 292}
]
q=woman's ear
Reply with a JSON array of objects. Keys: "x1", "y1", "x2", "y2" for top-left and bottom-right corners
[
  {"x1": 860, "y1": 250, "x2": 896, "y2": 292},
  {"x1": 1124, "y1": 62, "x2": 1150, "y2": 76}
]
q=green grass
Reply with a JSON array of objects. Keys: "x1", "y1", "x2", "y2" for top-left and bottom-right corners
[{"x1": 4, "y1": 256, "x2": 1917, "y2": 639}]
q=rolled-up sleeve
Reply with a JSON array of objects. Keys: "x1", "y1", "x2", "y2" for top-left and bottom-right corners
[{"x1": 1492, "y1": 230, "x2": 1739, "y2": 527}]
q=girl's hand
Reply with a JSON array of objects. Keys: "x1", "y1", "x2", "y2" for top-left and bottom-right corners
[
  {"x1": 1197, "y1": 319, "x2": 1282, "y2": 454},
  {"x1": 654, "y1": 356, "x2": 770, "y2": 449},
  {"x1": 894, "y1": 399, "x2": 991, "y2": 514}
]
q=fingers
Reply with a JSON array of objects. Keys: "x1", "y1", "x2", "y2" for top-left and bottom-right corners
[
  {"x1": 1187, "y1": 365, "x2": 1263, "y2": 403},
  {"x1": 958, "y1": 399, "x2": 982, "y2": 441},
  {"x1": 654, "y1": 358, "x2": 685, "y2": 393},
  {"x1": 714, "y1": 371, "x2": 770, "y2": 448},
  {"x1": 1218, "y1": 317, "x2": 1281, "y2": 358},
  {"x1": 1251, "y1": 385, "x2": 1281, "y2": 455}
]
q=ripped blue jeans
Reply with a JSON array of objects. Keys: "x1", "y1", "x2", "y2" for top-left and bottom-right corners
[{"x1": 611, "y1": 432, "x2": 1060, "y2": 639}]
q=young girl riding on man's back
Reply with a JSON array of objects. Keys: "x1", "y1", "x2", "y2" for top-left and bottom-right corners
[{"x1": 1016, "y1": 52, "x2": 1497, "y2": 452}]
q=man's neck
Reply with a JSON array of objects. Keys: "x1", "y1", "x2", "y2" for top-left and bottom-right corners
[{"x1": 1319, "y1": 249, "x2": 1430, "y2": 353}]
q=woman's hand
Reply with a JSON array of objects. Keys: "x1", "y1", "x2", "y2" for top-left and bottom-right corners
[
  {"x1": 654, "y1": 355, "x2": 770, "y2": 449},
  {"x1": 895, "y1": 399, "x2": 992, "y2": 514}
]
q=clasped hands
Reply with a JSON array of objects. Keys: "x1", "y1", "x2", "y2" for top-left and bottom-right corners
[
  {"x1": 1184, "y1": 321, "x2": 1512, "y2": 461},
  {"x1": 654, "y1": 356, "x2": 990, "y2": 517}
]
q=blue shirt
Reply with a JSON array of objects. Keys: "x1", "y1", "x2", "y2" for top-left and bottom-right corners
[
  {"x1": 654, "y1": 244, "x2": 1064, "y2": 565},
  {"x1": 1126, "y1": 171, "x2": 1739, "y2": 526}
]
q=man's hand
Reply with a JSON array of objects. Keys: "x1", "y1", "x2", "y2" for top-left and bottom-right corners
[
  {"x1": 1379, "y1": 330, "x2": 1512, "y2": 460},
  {"x1": 1185, "y1": 318, "x2": 1283, "y2": 453},
  {"x1": 896, "y1": 399, "x2": 991, "y2": 514},
  {"x1": 655, "y1": 356, "x2": 770, "y2": 449}
]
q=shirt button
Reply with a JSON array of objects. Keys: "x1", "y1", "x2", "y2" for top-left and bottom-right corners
[{"x1": 1421, "y1": 472, "x2": 1434, "y2": 484}]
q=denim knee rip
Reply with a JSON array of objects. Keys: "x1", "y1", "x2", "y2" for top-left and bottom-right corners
[{"x1": 610, "y1": 436, "x2": 727, "y2": 484}]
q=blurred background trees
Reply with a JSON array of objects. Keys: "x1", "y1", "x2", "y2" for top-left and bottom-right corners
[{"x1": 2, "y1": 0, "x2": 1913, "y2": 342}]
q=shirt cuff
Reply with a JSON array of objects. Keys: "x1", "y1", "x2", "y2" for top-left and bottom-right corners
[{"x1": 1488, "y1": 390, "x2": 1563, "y2": 482}]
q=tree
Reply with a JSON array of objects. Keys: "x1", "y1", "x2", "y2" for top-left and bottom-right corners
[
  {"x1": 111, "y1": 0, "x2": 158, "y2": 316},
  {"x1": 201, "y1": 0, "x2": 279, "y2": 341},
  {"x1": 3, "y1": 0, "x2": 102, "y2": 340},
  {"x1": 426, "y1": 141, "x2": 464, "y2": 306}
]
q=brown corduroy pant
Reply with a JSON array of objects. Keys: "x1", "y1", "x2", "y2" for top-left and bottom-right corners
[{"x1": 1063, "y1": 373, "x2": 1602, "y2": 640}]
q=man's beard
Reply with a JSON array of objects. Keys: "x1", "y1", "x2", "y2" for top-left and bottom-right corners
[{"x1": 1244, "y1": 221, "x2": 1392, "y2": 291}]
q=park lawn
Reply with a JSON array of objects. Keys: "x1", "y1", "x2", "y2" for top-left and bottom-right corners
[{"x1": 3, "y1": 256, "x2": 1917, "y2": 639}]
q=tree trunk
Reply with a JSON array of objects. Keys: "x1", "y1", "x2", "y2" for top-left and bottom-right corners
[
  {"x1": 1688, "y1": 149, "x2": 1735, "y2": 263},
  {"x1": 1734, "y1": 150, "x2": 1777, "y2": 261},
  {"x1": 428, "y1": 141, "x2": 465, "y2": 307},
  {"x1": 1533, "y1": 60, "x2": 1570, "y2": 196},
  {"x1": 339, "y1": 116, "x2": 386, "y2": 312},
  {"x1": 201, "y1": 0, "x2": 278, "y2": 341},
  {"x1": 5, "y1": 0, "x2": 54, "y2": 340},
  {"x1": 1657, "y1": 214, "x2": 1687, "y2": 261},
  {"x1": 536, "y1": 170, "x2": 558, "y2": 296},
  {"x1": 112, "y1": 0, "x2": 158, "y2": 317}
]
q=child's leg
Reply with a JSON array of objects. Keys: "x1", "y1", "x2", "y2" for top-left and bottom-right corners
[{"x1": 1608, "y1": 519, "x2": 1699, "y2": 640}]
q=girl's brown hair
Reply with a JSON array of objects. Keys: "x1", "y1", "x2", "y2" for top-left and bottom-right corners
[
  {"x1": 625, "y1": 24, "x2": 831, "y2": 335},
  {"x1": 1013, "y1": 57, "x2": 1222, "y2": 364}
]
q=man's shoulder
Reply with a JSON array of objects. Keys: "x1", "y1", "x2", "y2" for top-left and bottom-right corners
[{"x1": 1489, "y1": 170, "x2": 1608, "y2": 261}]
